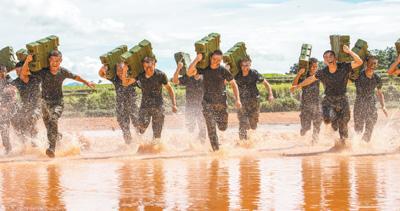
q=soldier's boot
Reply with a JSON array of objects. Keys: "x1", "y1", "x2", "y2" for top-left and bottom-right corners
[{"x1": 46, "y1": 148, "x2": 55, "y2": 158}]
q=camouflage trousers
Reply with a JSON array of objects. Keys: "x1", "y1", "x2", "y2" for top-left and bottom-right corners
[
  {"x1": 116, "y1": 97, "x2": 139, "y2": 143},
  {"x1": 300, "y1": 102, "x2": 322, "y2": 137},
  {"x1": 42, "y1": 101, "x2": 64, "y2": 150},
  {"x1": 353, "y1": 97, "x2": 377, "y2": 142},
  {"x1": 0, "y1": 121, "x2": 11, "y2": 153},
  {"x1": 137, "y1": 106, "x2": 164, "y2": 139},
  {"x1": 322, "y1": 95, "x2": 351, "y2": 139},
  {"x1": 11, "y1": 105, "x2": 41, "y2": 140},
  {"x1": 185, "y1": 104, "x2": 206, "y2": 140},
  {"x1": 202, "y1": 102, "x2": 228, "y2": 151},
  {"x1": 237, "y1": 99, "x2": 260, "y2": 140}
]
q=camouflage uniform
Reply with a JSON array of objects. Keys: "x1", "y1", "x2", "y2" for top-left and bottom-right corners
[
  {"x1": 0, "y1": 77, "x2": 17, "y2": 153},
  {"x1": 353, "y1": 70, "x2": 382, "y2": 142},
  {"x1": 299, "y1": 77, "x2": 322, "y2": 139},
  {"x1": 316, "y1": 62, "x2": 353, "y2": 140}
]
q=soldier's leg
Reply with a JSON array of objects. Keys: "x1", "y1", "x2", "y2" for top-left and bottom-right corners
[
  {"x1": 215, "y1": 104, "x2": 228, "y2": 131},
  {"x1": 353, "y1": 101, "x2": 365, "y2": 134},
  {"x1": 312, "y1": 105, "x2": 322, "y2": 139},
  {"x1": 137, "y1": 107, "x2": 151, "y2": 135},
  {"x1": 116, "y1": 102, "x2": 132, "y2": 143},
  {"x1": 203, "y1": 104, "x2": 219, "y2": 151},
  {"x1": 185, "y1": 107, "x2": 196, "y2": 133},
  {"x1": 237, "y1": 105, "x2": 249, "y2": 140},
  {"x1": 151, "y1": 107, "x2": 165, "y2": 139},
  {"x1": 363, "y1": 106, "x2": 378, "y2": 142},
  {"x1": 197, "y1": 111, "x2": 207, "y2": 141},
  {"x1": 0, "y1": 123, "x2": 11, "y2": 154},
  {"x1": 127, "y1": 96, "x2": 140, "y2": 130},
  {"x1": 338, "y1": 101, "x2": 351, "y2": 140},
  {"x1": 300, "y1": 105, "x2": 312, "y2": 136},
  {"x1": 47, "y1": 103, "x2": 64, "y2": 151}
]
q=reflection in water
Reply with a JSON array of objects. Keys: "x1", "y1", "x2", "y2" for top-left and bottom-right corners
[{"x1": 0, "y1": 156, "x2": 399, "y2": 210}]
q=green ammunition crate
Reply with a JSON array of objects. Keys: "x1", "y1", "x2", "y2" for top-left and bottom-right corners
[
  {"x1": 0, "y1": 46, "x2": 16, "y2": 71},
  {"x1": 99, "y1": 45, "x2": 128, "y2": 80},
  {"x1": 396, "y1": 39, "x2": 400, "y2": 55},
  {"x1": 174, "y1": 52, "x2": 191, "y2": 75},
  {"x1": 330, "y1": 35, "x2": 352, "y2": 62},
  {"x1": 16, "y1": 49, "x2": 28, "y2": 62},
  {"x1": 298, "y1": 44, "x2": 312, "y2": 81},
  {"x1": 298, "y1": 44, "x2": 312, "y2": 69},
  {"x1": 223, "y1": 42, "x2": 248, "y2": 76},
  {"x1": 26, "y1": 35, "x2": 59, "y2": 72},
  {"x1": 121, "y1": 39, "x2": 156, "y2": 78},
  {"x1": 350, "y1": 39, "x2": 369, "y2": 81},
  {"x1": 195, "y1": 33, "x2": 220, "y2": 69}
]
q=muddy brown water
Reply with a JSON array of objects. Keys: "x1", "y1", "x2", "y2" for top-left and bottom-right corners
[{"x1": 0, "y1": 122, "x2": 399, "y2": 210}]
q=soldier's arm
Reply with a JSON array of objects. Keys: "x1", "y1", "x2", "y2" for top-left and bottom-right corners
[
  {"x1": 20, "y1": 54, "x2": 34, "y2": 83},
  {"x1": 121, "y1": 64, "x2": 136, "y2": 87},
  {"x1": 343, "y1": 45, "x2": 363, "y2": 69},
  {"x1": 172, "y1": 62, "x2": 183, "y2": 85},
  {"x1": 292, "y1": 68, "x2": 306, "y2": 86},
  {"x1": 73, "y1": 75, "x2": 95, "y2": 89},
  {"x1": 387, "y1": 55, "x2": 400, "y2": 76},
  {"x1": 263, "y1": 79, "x2": 274, "y2": 101},
  {"x1": 98, "y1": 66, "x2": 107, "y2": 79},
  {"x1": 376, "y1": 88, "x2": 388, "y2": 117},
  {"x1": 187, "y1": 54, "x2": 202, "y2": 77},
  {"x1": 164, "y1": 82, "x2": 177, "y2": 113},
  {"x1": 290, "y1": 75, "x2": 318, "y2": 93},
  {"x1": 229, "y1": 80, "x2": 242, "y2": 109}
]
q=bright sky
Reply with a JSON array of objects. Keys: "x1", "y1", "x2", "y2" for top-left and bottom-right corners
[{"x1": 1, "y1": 0, "x2": 399, "y2": 81}]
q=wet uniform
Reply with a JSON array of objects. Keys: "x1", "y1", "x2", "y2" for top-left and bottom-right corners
[
  {"x1": 234, "y1": 69, "x2": 264, "y2": 140},
  {"x1": 315, "y1": 62, "x2": 353, "y2": 139},
  {"x1": 0, "y1": 76, "x2": 17, "y2": 153},
  {"x1": 33, "y1": 67, "x2": 77, "y2": 151},
  {"x1": 354, "y1": 70, "x2": 382, "y2": 142},
  {"x1": 299, "y1": 73, "x2": 322, "y2": 139},
  {"x1": 11, "y1": 62, "x2": 42, "y2": 139},
  {"x1": 198, "y1": 65, "x2": 233, "y2": 150},
  {"x1": 110, "y1": 76, "x2": 139, "y2": 143},
  {"x1": 178, "y1": 75, "x2": 206, "y2": 139},
  {"x1": 136, "y1": 69, "x2": 168, "y2": 139}
]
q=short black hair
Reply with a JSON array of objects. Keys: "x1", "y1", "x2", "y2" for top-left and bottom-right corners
[
  {"x1": 366, "y1": 55, "x2": 378, "y2": 62},
  {"x1": 48, "y1": 50, "x2": 62, "y2": 58},
  {"x1": 323, "y1": 50, "x2": 336, "y2": 58},
  {"x1": 309, "y1": 57, "x2": 318, "y2": 65},
  {"x1": 210, "y1": 49, "x2": 223, "y2": 57},
  {"x1": 239, "y1": 56, "x2": 252, "y2": 66},
  {"x1": 142, "y1": 56, "x2": 156, "y2": 63}
]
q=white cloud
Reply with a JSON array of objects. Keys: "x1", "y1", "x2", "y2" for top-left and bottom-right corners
[{"x1": 0, "y1": 0, "x2": 399, "y2": 80}]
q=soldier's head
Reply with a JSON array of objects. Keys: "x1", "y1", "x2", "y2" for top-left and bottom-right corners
[
  {"x1": 309, "y1": 58, "x2": 318, "y2": 75},
  {"x1": 323, "y1": 50, "x2": 337, "y2": 65},
  {"x1": 210, "y1": 50, "x2": 223, "y2": 68},
  {"x1": 0, "y1": 65, "x2": 6, "y2": 79},
  {"x1": 115, "y1": 62, "x2": 124, "y2": 79},
  {"x1": 48, "y1": 50, "x2": 63, "y2": 71},
  {"x1": 239, "y1": 57, "x2": 252, "y2": 72},
  {"x1": 142, "y1": 56, "x2": 156, "y2": 72},
  {"x1": 365, "y1": 55, "x2": 378, "y2": 71}
]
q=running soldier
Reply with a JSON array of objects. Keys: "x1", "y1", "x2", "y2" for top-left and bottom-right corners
[
  {"x1": 136, "y1": 57, "x2": 177, "y2": 142},
  {"x1": 0, "y1": 65, "x2": 17, "y2": 154},
  {"x1": 22, "y1": 50, "x2": 95, "y2": 158},
  {"x1": 354, "y1": 56, "x2": 387, "y2": 142},
  {"x1": 230, "y1": 57, "x2": 274, "y2": 141},
  {"x1": 172, "y1": 61, "x2": 206, "y2": 141},
  {"x1": 99, "y1": 63, "x2": 139, "y2": 144},
  {"x1": 291, "y1": 45, "x2": 363, "y2": 145},
  {"x1": 292, "y1": 58, "x2": 322, "y2": 142},
  {"x1": 11, "y1": 55, "x2": 41, "y2": 146},
  {"x1": 187, "y1": 50, "x2": 242, "y2": 151}
]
